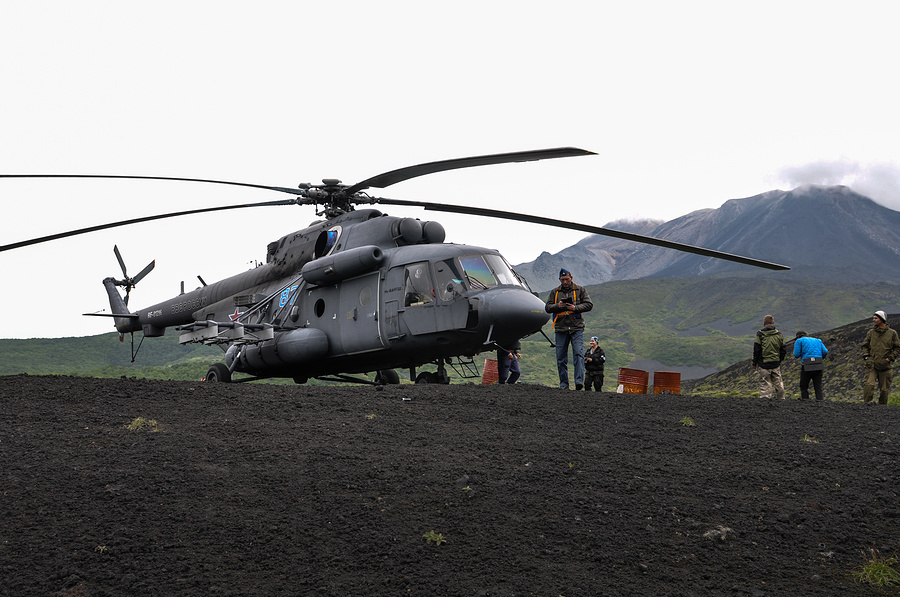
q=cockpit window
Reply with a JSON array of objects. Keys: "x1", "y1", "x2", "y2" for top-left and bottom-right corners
[
  {"x1": 485, "y1": 254, "x2": 521, "y2": 286},
  {"x1": 458, "y1": 254, "x2": 524, "y2": 290},
  {"x1": 458, "y1": 255, "x2": 495, "y2": 289},
  {"x1": 403, "y1": 263, "x2": 434, "y2": 307}
]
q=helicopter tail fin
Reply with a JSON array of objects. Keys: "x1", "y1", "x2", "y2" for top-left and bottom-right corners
[
  {"x1": 99, "y1": 277, "x2": 141, "y2": 334},
  {"x1": 89, "y1": 245, "x2": 154, "y2": 334}
]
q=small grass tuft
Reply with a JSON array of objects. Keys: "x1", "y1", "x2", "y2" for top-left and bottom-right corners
[
  {"x1": 852, "y1": 549, "x2": 900, "y2": 588},
  {"x1": 423, "y1": 531, "x2": 446, "y2": 546},
  {"x1": 125, "y1": 417, "x2": 159, "y2": 432},
  {"x1": 680, "y1": 416, "x2": 695, "y2": 427},
  {"x1": 800, "y1": 434, "x2": 819, "y2": 443}
]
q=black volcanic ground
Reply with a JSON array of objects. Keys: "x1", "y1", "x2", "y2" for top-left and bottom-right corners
[{"x1": 2, "y1": 375, "x2": 899, "y2": 596}]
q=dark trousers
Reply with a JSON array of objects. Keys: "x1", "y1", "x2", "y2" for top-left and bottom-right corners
[
  {"x1": 585, "y1": 371, "x2": 604, "y2": 391},
  {"x1": 799, "y1": 369, "x2": 823, "y2": 400},
  {"x1": 497, "y1": 352, "x2": 520, "y2": 384}
]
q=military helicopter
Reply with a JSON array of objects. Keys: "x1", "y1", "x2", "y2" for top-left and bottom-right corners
[{"x1": 1, "y1": 148, "x2": 788, "y2": 385}]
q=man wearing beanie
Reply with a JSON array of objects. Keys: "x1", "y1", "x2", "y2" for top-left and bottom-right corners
[
  {"x1": 862, "y1": 310, "x2": 900, "y2": 404},
  {"x1": 584, "y1": 336, "x2": 606, "y2": 391},
  {"x1": 545, "y1": 268, "x2": 593, "y2": 389}
]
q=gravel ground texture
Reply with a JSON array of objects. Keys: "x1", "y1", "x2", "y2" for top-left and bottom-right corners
[{"x1": 2, "y1": 375, "x2": 899, "y2": 596}]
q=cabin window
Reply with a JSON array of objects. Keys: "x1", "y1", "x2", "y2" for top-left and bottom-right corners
[
  {"x1": 434, "y1": 259, "x2": 464, "y2": 301},
  {"x1": 403, "y1": 263, "x2": 434, "y2": 307}
]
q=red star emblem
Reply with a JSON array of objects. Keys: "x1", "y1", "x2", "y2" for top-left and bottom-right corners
[{"x1": 229, "y1": 308, "x2": 244, "y2": 322}]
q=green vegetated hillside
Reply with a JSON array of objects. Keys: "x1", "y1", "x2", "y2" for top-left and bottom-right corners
[
  {"x1": 0, "y1": 333, "x2": 224, "y2": 380},
  {"x1": 2, "y1": 276, "x2": 898, "y2": 390},
  {"x1": 517, "y1": 276, "x2": 900, "y2": 390}
]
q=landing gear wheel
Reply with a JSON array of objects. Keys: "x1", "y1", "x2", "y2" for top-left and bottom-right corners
[
  {"x1": 415, "y1": 372, "x2": 441, "y2": 384},
  {"x1": 374, "y1": 369, "x2": 400, "y2": 385},
  {"x1": 205, "y1": 363, "x2": 232, "y2": 383}
]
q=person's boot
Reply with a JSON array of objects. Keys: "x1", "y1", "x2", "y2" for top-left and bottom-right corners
[
  {"x1": 863, "y1": 385, "x2": 875, "y2": 402},
  {"x1": 576, "y1": 383, "x2": 584, "y2": 390}
]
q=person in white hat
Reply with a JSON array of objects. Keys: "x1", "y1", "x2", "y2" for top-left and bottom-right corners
[{"x1": 862, "y1": 311, "x2": 900, "y2": 404}]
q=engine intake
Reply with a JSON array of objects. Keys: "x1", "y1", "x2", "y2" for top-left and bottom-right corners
[{"x1": 301, "y1": 245, "x2": 384, "y2": 286}]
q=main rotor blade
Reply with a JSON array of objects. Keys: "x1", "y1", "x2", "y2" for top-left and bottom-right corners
[
  {"x1": 372, "y1": 197, "x2": 790, "y2": 271},
  {"x1": 0, "y1": 199, "x2": 298, "y2": 253},
  {"x1": 0, "y1": 174, "x2": 303, "y2": 196},
  {"x1": 344, "y1": 147, "x2": 596, "y2": 195}
]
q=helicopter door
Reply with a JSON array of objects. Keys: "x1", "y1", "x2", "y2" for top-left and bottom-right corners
[
  {"x1": 432, "y1": 258, "x2": 469, "y2": 331},
  {"x1": 398, "y1": 262, "x2": 437, "y2": 335},
  {"x1": 339, "y1": 271, "x2": 384, "y2": 353}
]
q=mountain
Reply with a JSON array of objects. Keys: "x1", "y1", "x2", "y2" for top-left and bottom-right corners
[
  {"x1": 513, "y1": 218, "x2": 664, "y2": 294},
  {"x1": 515, "y1": 185, "x2": 900, "y2": 292}
]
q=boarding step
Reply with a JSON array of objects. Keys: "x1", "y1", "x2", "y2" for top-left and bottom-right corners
[{"x1": 448, "y1": 356, "x2": 480, "y2": 379}]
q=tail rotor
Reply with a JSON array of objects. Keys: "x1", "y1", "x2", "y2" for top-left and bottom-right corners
[{"x1": 113, "y1": 245, "x2": 155, "y2": 306}]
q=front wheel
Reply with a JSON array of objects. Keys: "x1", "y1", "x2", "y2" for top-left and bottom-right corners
[
  {"x1": 415, "y1": 372, "x2": 441, "y2": 384},
  {"x1": 205, "y1": 363, "x2": 232, "y2": 383},
  {"x1": 374, "y1": 369, "x2": 400, "y2": 385}
]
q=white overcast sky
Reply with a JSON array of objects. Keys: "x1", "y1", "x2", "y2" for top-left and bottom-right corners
[{"x1": 2, "y1": 1, "x2": 899, "y2": 339}]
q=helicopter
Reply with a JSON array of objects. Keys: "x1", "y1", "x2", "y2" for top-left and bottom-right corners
[{"x1": 1, "y1": 147, "x2": 789, "y2": 385}]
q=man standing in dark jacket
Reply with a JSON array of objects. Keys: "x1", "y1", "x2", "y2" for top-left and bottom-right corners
[
  {"x1": 584, "y1": 336, "x2": 606, "y2": 391},
  {"x1": 545, "y1": 268, "x2": 593, "y2": 389},
  {"x1": 752, "y1": 314, "x2": 786, "y2": 399},
  {"x1": 862, "y1": 310, "x2": 900, "y2": 404}
]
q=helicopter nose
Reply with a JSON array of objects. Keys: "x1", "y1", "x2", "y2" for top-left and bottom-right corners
[{"x1": 482, "y1": 288, "x2": 549, "y2": 339}]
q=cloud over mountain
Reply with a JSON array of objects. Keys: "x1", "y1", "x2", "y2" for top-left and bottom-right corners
[{"x1": 774, "y1": 160, "x2": 900, "y2": 211}]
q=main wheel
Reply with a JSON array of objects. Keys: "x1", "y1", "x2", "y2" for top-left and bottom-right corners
[
  {"x1": 205, "y1": 363, "x2": 232, "y2": 383},
  {"x1": 374, "y1": 369, "x2": 400, "y2": 385}
]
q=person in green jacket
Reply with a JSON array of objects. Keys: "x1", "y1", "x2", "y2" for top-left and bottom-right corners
[
  {"x1": 752, "y1": 314, "x2": 786, "y2": 399},
  {"x1": 862, "y1": 310, "x2": 900, "y2": 404}
]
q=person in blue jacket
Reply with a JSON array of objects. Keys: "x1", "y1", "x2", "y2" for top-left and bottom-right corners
[{"x1": 793, "y1": 331, "x2": 828, "y2": 400}]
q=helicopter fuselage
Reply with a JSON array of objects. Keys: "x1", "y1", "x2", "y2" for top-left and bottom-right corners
[{"x1": 104, "y1": 209, "x2": 549, "y2": 382}]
